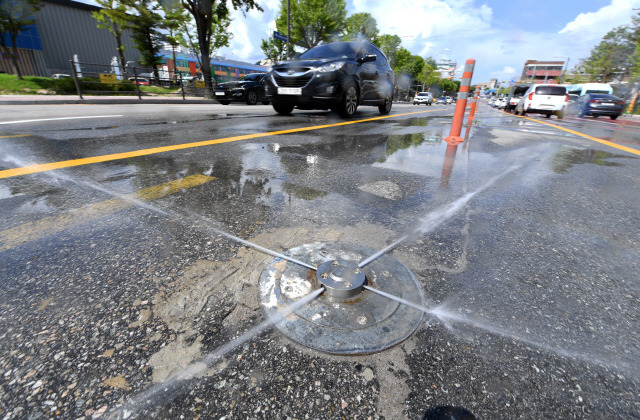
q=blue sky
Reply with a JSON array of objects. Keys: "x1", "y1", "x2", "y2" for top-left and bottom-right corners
[{"x1": 76, "y1": 0, "x2": 640, "y2": 82}]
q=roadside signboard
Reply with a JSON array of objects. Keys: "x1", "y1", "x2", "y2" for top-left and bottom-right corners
[
  {"x1": 99, "y1": 73, "x2": 118, "y2": 84},
  {"x1": 195, "y1": 80, "x2": 205, "y2": 88}
]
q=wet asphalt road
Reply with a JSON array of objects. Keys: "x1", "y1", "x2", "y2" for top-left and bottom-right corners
[{"x1": 0, "y1": 101, "x2": 639, "y2": 419}]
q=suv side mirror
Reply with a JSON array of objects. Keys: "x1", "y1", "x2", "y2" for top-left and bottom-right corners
[{"x1": 358, "y1": 54, "x2": 377, "y2": 64}]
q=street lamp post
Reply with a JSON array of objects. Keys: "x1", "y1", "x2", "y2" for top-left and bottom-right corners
[{"x1": 554, "y1": 56, "x2": 570, "y2": 84}]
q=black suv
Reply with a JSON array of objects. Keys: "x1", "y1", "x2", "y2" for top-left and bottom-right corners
[
  {"x1": 214, "y1": 73, "x2": 269, "y2": 105},
  {"x1": 263, "y1": 41, "x2": 395, "y2": 117}
]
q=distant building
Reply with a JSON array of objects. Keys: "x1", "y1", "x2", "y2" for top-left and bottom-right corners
[
  {"x1": 436, "y1": 59, "x2": 457, "y2": 79},
  {"x1": 474, "y1": 79, "x2": 498, "y2": 91},
  {"x1": 520, "y1": 60, "x2": 564, "y2": 84},
  {"x1": 0, "y1": 0, "x2": 141, "y2": 76},
  {"x1": 1, "y1": 0, "x2": 265, "y2": 80}
]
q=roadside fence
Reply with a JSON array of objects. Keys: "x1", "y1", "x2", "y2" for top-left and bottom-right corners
[{"x1": 68, "y1": 60, "x2": 207, "y2": 100}]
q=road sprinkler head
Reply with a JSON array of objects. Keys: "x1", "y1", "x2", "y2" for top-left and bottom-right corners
[
  {"x1": 316, "y1": 259, "x2": 366, "y2": 299},
  {"x1": 258, "y1": 242, "x2": 424, "y2": 355}
]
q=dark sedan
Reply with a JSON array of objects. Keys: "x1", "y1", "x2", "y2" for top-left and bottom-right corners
[
  {"x1": 263, "y1": 41, "x2": 395, "y2": 117},
  {"x1": 214, "y1": 73, "x2": 269, "y2": 105},
  {"x1": 569, "y1": 93, "x2": 625, "y2": 120}
]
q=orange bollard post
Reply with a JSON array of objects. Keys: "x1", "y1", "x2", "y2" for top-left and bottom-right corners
[
  {"x1": 467, "y1": 93, "x2": 478, "y2": 124},
  {"x1": 445, "y1": 59, "x2": 476, "y2": 143}
]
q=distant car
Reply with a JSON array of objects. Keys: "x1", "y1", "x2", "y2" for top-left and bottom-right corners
[
  {"x1": 514, "y1": 84, "x2": 568, "y2": 119},
  {"x1": 445, "y1": 96, "x2": 453, "y2": 104},
  {"x1": 263, "y1": 41, "x2": 395, "y2": 117},
  {"x1": 567, "y1": 94, "x2": 579, "y2": 104},
  {"x1": 214, "y1": 73, "x2": 269, "y2": 105},
  {"x1": 51, "y1": 74, "x2": 70, "y2": 79},
  {"x1": 128, "y1": 77, "x2": 150, "y2": 85},
  {"x1": 436, "y1": 96, "x2": 447, "y2": 104},
  {"x1": 569, "y1": 93, "x2": 625, "y2": 120},
  {"x1": 506, "y1": 96, "x2": 522, "y2": 110},
  {"x1": 413, "y1": 92, "x2": 433, "y2": 105},
  {"x1": 496, "y1": 97, "x2": 508, "y2": 109}
]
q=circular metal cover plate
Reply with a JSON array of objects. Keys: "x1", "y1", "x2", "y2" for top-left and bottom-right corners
[{"x1": 258, "y1": 242, "x2": 424, "y2": 354}]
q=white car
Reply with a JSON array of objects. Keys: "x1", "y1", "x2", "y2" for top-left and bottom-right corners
[
  {"x1": 445, "y1": 96, "x2": 453, "y2": 104},
  {"x1": 413, "y1": 92, "x2": 433, "y2": 105},
  {"x1": 514, "y1": 84, "x2": 568, "y2": 119},
  {"x1": 496, "y1": 98, "x2": 507, "y2": 109}
]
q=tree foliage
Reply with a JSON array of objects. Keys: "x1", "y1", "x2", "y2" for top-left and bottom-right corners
[
  {"x1": 123, "y1": 0, "x2": 165, "y2": 79},
  {"x1": 582, "y1": 26, "x2": 634, "y2": 82},
  {"x1": 343, "y1": 12, "x2": 378, "y2": 42},
  {"x1": 274, "y1": 0, "x2": 346, "y2": 50},
  {"x1": 92, "y1": 0, "x2": 130, "y2": 75},
  {"x1": 376, "y1": 34, "x2": 401, "y2": 68},
  {"x1": 260, "y1": 37, "x2": 285, "y2": 62},
  {"x1": 0, "y1": 0, "x2": 43, "y2": 79},
  {"x1": 181, "y1": 0, "x2": 260, "y2": 98},
  {"x1": 158, "y1": 0, "x2": 190, "y2": 77}
]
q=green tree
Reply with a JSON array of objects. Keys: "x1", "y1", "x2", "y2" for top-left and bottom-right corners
[
  {"x1": 260, "y1": 37, "x2": 285, "y2": 62},
  {"x1": 92, "y1": 0, "x2": 129, "y2": 76},
  {"x1": 343, "y1": 12, "x2": 378, "y2": 42},
  {"x1": 159, "y1": 0, "x2": 189, "y2": 79},
  {"x1": 394, "y1": 47, "x2": 424, "y2": 80},
  {"x1": 582, "y1": 26, "x2": 634, "y2": 82},
  {"x1": 274, "y1": 0, "x2": 347, "y2": 50},
  {"x1": 124, "y1": 0, "x2": 165, "y2": 80},
  {"x1": 181, "y1": 0, "x2": 260, "y2": 98},
  {"x1": 376, "y1": 34, "x2": 401, "y2": 67},
  {"x1": 0, "y1": 0, "x2": 43, "y2": 79}
]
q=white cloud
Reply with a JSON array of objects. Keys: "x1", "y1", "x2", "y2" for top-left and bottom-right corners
[{"x1": 560, "y1": 0, "x2": 640, "y2": 35}]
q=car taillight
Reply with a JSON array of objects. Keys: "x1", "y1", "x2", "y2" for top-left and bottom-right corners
[
  {"x1": 528, "y1": 93, "x2": 533, "y2": 100},
  {"x1": 565, "y1": 95, "x2": 569, "y2": 102},
  {"x1": 617, "y1": 101, "x2": 625, "y2": 105},
  {"x1": 589, "y1": 100, "x2": 599, "y2": 103}
]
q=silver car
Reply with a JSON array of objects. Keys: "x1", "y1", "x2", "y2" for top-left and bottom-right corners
[{"x1": 413, "y1": 92, "x2": 433, "y2": 105}]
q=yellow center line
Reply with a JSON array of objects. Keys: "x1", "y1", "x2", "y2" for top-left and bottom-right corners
[
  {"x1": 0, "y1": 108, "x2": 450, "y2": 179},
  {"x1": 0, "y1": 174, "x2": 215, "y2": 252},
  {"x1": 500, "y1": 110, "x2": 640, "y2": 157},
  {"x1": 0, "y1": 134, "x2": 31, "y2": 139}
]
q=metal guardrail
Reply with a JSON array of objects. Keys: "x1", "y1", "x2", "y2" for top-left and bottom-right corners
[{"x1": 68, "y1": 59, "x2": 201, "y2": 100}]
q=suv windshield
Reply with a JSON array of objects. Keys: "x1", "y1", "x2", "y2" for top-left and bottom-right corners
[
  {"x1": 299, "y1": 42, "x2": 362, "y2": 59},
  {"x1": 535, "y1": 86, "x2": 566, "y2": 95}
]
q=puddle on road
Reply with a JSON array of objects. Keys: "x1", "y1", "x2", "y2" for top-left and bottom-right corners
[{"x1": 551, "y1": 146, "x2": 637, "y2": 173}]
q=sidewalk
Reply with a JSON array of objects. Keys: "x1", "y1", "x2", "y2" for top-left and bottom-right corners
[{"x1": 0, "y1": 94, "x2": 216, "y2": 105}]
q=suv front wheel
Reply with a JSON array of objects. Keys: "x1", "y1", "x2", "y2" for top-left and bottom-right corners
[
  {"x1": 337, "y1": 81, "x2": 358, "y2": 117},
  {"x1": 272, "y1": 101, "x2": 294, "y2": 115}
]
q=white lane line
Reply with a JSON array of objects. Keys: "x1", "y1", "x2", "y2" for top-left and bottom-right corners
[{"x1": 0, "y1": 115, "x2": 124, "y2": 125}]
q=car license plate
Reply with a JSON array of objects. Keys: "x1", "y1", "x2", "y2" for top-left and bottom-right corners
[
  {"x1": 278, "y1": 87, "x2": 302, "y2": 95},
  {"x1": 215, "y1": 91, "x2": 225, "y2": 96},
  {"x1": 602, "y1": 103, "x2": 614, "y2": 106}
]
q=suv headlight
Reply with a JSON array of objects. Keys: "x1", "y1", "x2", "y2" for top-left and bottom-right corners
[{"x1": 317, "y1": 62, "x2": 346, "y2": 73}]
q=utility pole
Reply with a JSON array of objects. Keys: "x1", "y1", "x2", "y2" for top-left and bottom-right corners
[
  {"x1": 555, "y1": 56, "x2": 570, "y2": 84},
  {"x1": 287, "y1": 0, "x2": 290, "y2": 60}
]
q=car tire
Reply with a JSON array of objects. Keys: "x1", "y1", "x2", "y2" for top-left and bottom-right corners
[
  {"x1": 272, "y1": 101, "x2": 294, "y2": 115},
  {"x1": 546, "y1": 113, "x2": 551, "y2": 118},
  {"x1": 218, "y1": 100, "x2": 231, "y2": 105},
  {"x1": 610, "y1": 115, "x2": 618, "y2": 120},
  {"x1": 556, "y1": 110, "x2": 564, "y2": 119},
  {"x1": 246, "y1": 90, "x2": 258, "y2": 105},
  {"x1": 378, "y1": 92, "x2": 392, "y2": 115},
  {"x1": 593, "y1": 114, "x2": 598, "y2": 119},
  {"x1": 337, "y1": 81, "x2": 358, "y2": 117}
]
